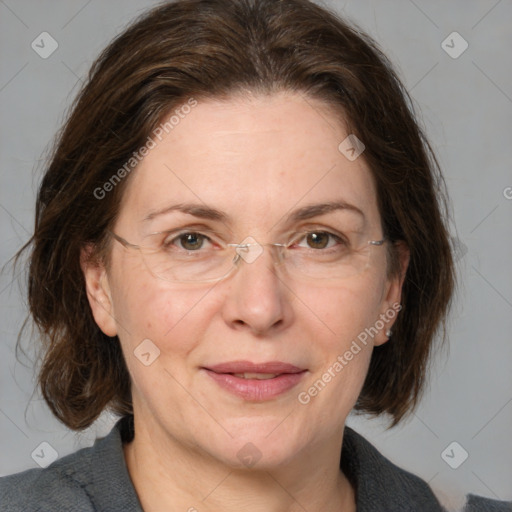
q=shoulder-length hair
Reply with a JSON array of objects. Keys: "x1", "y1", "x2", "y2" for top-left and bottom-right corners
[{"x1": 18, "y1": 0, "x2": 454, "y2": 430}]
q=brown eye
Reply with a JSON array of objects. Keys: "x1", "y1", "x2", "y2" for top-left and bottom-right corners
[
  {"x1": 179, "y1": 233, "x2": 206, "y2": 250},
  {"x1": 306, "y1": 232, "x2": 330, "y2": 249}
]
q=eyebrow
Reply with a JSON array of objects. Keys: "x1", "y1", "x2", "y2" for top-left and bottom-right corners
[
  {"x1": 289, "y1": 201, "x2": 365, "y2": 222},
  {"x1": 143, "y1": 200, "x2": 365, "y2": 224},
  {"x1": 143, "y1": 203, "x2": 228, "y2": 223}
]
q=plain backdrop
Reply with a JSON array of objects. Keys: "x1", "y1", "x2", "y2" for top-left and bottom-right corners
[{"x1": 1, "y1": 0, "x2": 511, "y2": 510}]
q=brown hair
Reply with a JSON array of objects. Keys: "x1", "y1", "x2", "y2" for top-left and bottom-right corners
[{"x1": 17, "y1": 0, "x2": 454, "y2": 430}]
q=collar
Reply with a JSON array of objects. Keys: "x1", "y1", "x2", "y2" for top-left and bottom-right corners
[{"x1": 341, "y1": 425, "x2": 446, "y2": 510}]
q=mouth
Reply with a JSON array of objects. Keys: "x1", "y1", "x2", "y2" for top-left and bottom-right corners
[
  {"x1": 201, "y1": 361, "x2": 307, "y2": 401},
  {"x1": 231, "y1": 372, "x2": 281, "y2": 380}
]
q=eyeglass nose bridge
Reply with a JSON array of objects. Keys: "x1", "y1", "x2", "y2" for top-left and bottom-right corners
[{"x1": 228, "y1": 237, "x2": 286, "y2": 266}]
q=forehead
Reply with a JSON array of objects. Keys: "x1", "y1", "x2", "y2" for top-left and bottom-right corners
[{"x1": 117, "y1": 91, "x2": 380, "y2": 232}]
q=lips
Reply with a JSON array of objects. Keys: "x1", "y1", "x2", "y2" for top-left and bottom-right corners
[
  {"x1": 205, "y1": 361, "x2": 305, "y2": 374},
  {"x1": 202, "y1": 361, "x2": 307, "y2": 401}
]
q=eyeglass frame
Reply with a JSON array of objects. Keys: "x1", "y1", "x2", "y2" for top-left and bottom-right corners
[{"x1": 107, "y1": 229, "x2": 387, "y2": 283}]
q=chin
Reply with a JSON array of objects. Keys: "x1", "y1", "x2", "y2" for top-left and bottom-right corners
[
  {"x1": 219, "y1": 441, "x2": 304, "y2": 472},
  {"x1": 204, "y1": 417, "x2": 309, "y2": 471}
]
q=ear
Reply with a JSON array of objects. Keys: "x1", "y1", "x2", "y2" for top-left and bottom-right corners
[
  {"x1": 373, "y1": 241, "x2": 410, "y2": 346},
  {"x1": 80, "y1": 245, "x2": 118, "y2": 337}
]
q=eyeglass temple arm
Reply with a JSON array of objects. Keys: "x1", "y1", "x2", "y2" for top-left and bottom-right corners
[{"x1": 108, "y1": 230, "x2": 141, "y2": 249}]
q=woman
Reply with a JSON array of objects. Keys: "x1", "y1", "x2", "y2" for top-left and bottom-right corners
[{"x1": 1, "y1": 0, "x2": 509, "y2": 510}]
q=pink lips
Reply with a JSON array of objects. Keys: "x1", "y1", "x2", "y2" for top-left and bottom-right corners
[{"x1": 202, "y1": 360, "x2": 307, "y2": 401}]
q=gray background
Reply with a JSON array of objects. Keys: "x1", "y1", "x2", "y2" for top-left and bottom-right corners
[{"x1": 0, "y1": 0, "x2": 511, "y2": 509}]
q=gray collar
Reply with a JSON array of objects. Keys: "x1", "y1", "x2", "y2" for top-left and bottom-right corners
[{"x1": 341, "y1": 424, "x2": 446, "y2": 510}]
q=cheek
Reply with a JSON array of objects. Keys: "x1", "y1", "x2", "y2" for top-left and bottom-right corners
[
  {"x1": 111, "y1": 281, "x2": 220, "y2": 406},
  {"x1": 110, "y1": 270, "x2": 217, "y2": 355},
  {"x1": 302, "y1": 277, "x2": 385, "y2": 345},
  {"x1": 295, "y1": 277, "x2": 386, "y2": 408}
]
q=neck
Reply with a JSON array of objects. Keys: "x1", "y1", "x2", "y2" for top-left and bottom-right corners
[{"x1": 123, "y1": 415, "x2": 356, "y2": 512}]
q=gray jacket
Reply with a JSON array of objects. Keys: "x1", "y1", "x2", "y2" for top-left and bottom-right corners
[{"x1": 1, "y1": 415, "x2": 510, "y2": 511}]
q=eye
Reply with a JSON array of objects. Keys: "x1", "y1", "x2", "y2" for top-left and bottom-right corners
[
  {"x1": 294, "y1": 231, "x2": 345, "y2": 250},
  {"x1": 164, "y1": 232, "x2": 213, "y2": 251}
]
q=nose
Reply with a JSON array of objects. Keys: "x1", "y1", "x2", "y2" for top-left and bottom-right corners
[{"x1": 220, "y1": 243, "x2": 293, "y2": 336}]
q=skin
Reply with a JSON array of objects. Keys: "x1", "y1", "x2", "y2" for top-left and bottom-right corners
[{"x1": 82, "y1": 91, "x2": 409, "y2": 512}]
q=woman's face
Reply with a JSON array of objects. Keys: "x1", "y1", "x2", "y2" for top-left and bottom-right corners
[{"x1": 85, "y1": 91, "x2": 406, "y2": 469}]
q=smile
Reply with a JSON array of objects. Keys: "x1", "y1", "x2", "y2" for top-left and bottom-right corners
[{"x1": 202, "y1": 361, "x2": 307, "y2": 401}]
